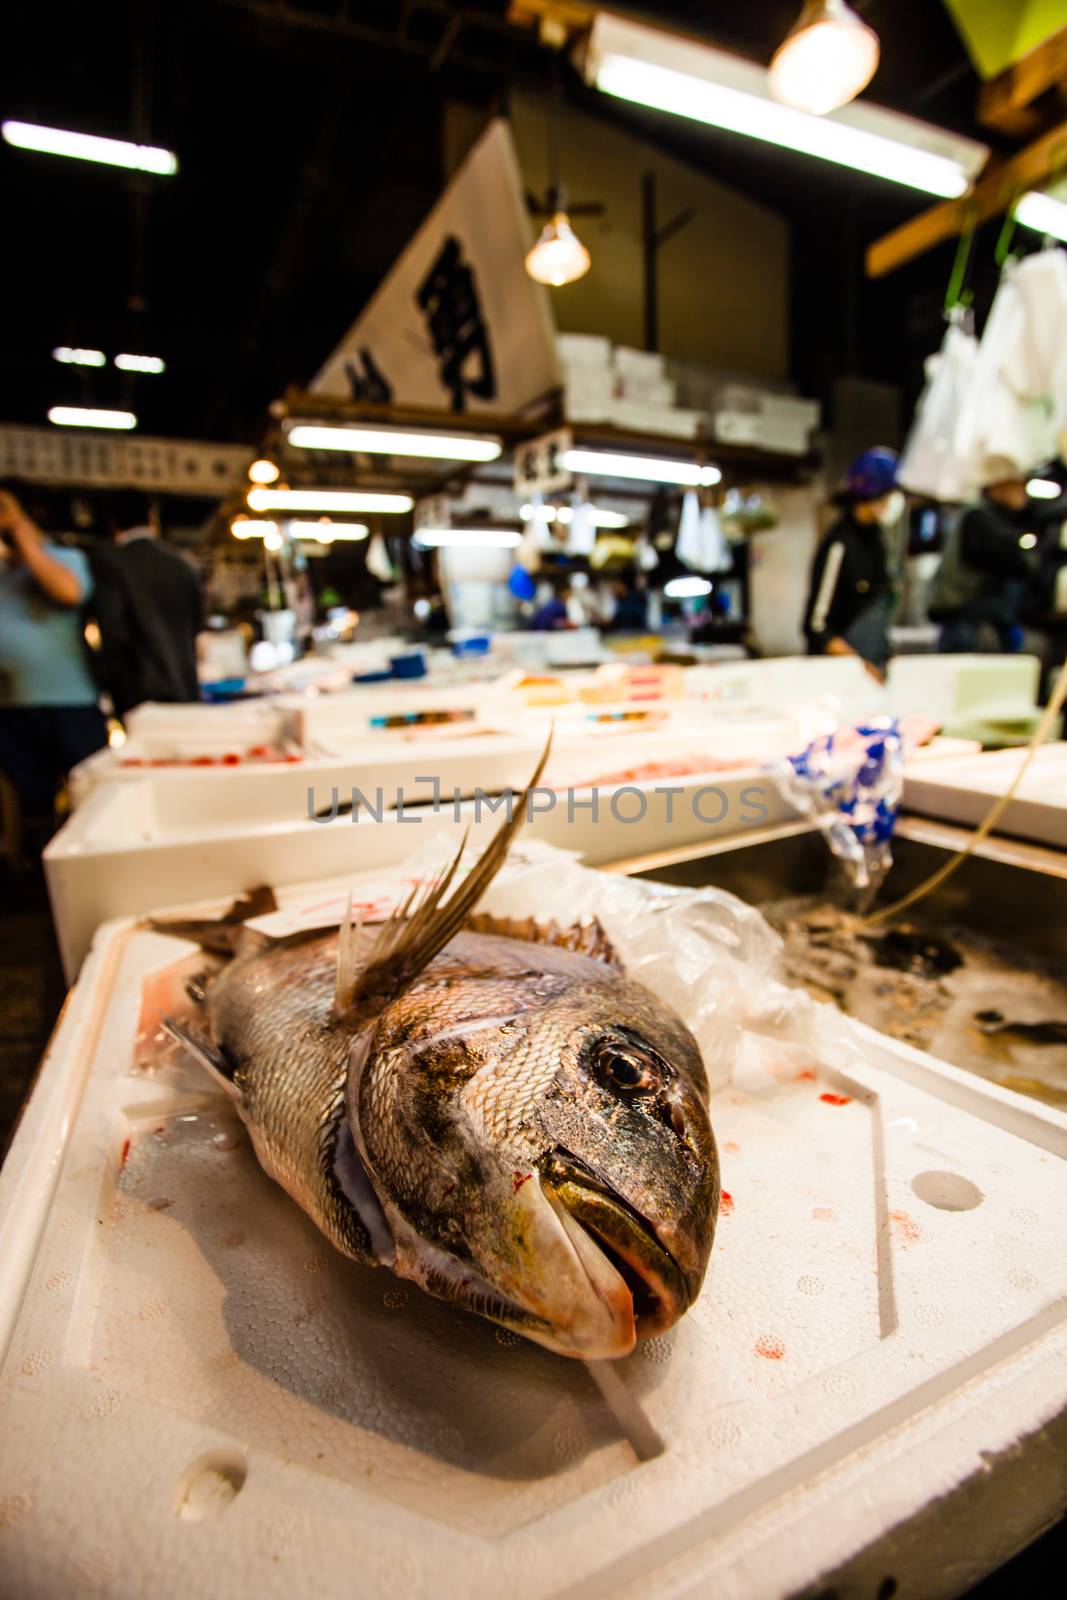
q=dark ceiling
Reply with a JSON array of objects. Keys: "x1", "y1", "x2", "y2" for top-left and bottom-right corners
[{"x1": 2, "y1": 0, "x2": 997, "y2": 447}]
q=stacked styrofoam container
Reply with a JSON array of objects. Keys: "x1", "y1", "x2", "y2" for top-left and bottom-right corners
[
  {"x1": 556, "y1": 335, "x2": 702, "y2": 438},
  {"x1": 713, "y1": 383, "x2": 820, "y2": 456}
]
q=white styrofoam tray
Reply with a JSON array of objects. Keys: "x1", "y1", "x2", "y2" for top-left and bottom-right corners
[
  {"x1": 2, "y1": 873, "x2": 1067, "y2": 1600},
  {"x1": 904, "y1": 742, "x2": 1067, "y2": 848},
  {"x1": 45, "y1": 724, "x2": 804, "y2": 980}
]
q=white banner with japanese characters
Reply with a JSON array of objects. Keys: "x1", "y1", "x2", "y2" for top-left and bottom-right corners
[{"x1": 311, "y1": 119, "x2": 561, "y2": 416}]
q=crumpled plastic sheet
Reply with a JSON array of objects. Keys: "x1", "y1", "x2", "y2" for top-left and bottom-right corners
[
  {"x1": 392, "y1": 836, "x2": 817, "y2": 1094},
  {"x1": 777, "y1": 718, "x2": 904, "y2": 893}
]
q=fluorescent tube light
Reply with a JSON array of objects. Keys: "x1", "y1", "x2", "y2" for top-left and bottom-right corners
[
  {"x1": 231, "y1": 519, "x2": 279, "y2": 540},
  {"x1": 1015, "y1": 190, "x2": 1067, "y2": 243},
  {"x1": 581, "y1": 14, "x2": 985, "y2": 198},
  {"x1": 521, "y1": 502, "x2": 630, "y2": 528},
  {"x1": 1026, "y1": 477, "x2": 1061, "y2": 500},
  {"x1": 247, "y1": 487, "x2": 413, "y2": 514},
  {"x1": 287, "y1": 424, "x2": 501, "y2": 462},
  {"x1": 664, "y1": 576, "x2": 713, "y2": 598},
  {"x1": 52, "y1": 347, "x2": 106, "y2": 367},
  {"x1": 115, "y1": 352, "x2": 165, "y2": 373},
  {"x1": 288, "y1": 520, "x2": 369, "y2": 542},
  {"x1": 414, "y1": 528, "x2": 522, "y2": 549},
  {"x1": 48, "y1": 406, "x2": 137, "y2": 430},
  {"x1": 562, "y1": 448, "x2": 721, "y2": 487},
  {"x1": 3, "y1": 120, "x2": 178, "y2": 175}
]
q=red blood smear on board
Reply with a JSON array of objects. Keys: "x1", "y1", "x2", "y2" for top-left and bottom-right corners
[
  {"x1": 222, "y1": 753, "x2": 241, "y2": 766},
  {"x1": 795, "y1": 1069, "x2": 817, "y2": 1082},
  {"x1": 820, "y1": 1092, "x2": 852, "y2": 1106},
  {"x1": 723, "y1": 1141, "x2": 741, "y2": 1154},
  {"x1": 512, "y1": 1172, "x2": 532, "y2": 1193},
  {"x1": 120, "y1": 1138, "x2": 131, "y2": 1169},
  {"x1": 755, "y1": 1335, "x2": 785, "y2": 1360},
  {"x1": 719, "y1": 1191, "x2": 735, "y2": 1216},
  {"x1": 248, "y1": 745, "x2": 269, "y2": 758},
  {"x1": 890, "y1": 1209, "x2": 921, "y2": 1246}
]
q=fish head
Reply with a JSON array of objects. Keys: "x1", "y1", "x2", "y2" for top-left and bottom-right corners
[{"x1": 351, "y1": 943, "x2": 718, "y2": 1360}]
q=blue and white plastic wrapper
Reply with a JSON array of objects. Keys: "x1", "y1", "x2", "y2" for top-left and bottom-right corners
[{"x1": 779, "y1": 718, "x2": 905, "y2": 890}]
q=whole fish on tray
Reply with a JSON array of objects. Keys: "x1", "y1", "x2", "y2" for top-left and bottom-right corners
[{"x1": 154, "y1": 744, "x2": 719, "y2": 1359}]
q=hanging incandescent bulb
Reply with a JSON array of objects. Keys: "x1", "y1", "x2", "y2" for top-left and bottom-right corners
[
  {"x1": 768, "y1": 0, "x2": 879, "y2": 116},
  {"x1": 525, "y1": 187, "x2": 591, "y2": 287}
]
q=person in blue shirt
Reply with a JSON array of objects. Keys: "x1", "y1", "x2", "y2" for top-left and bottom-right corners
[{"x1": 0, "y1": 482, "x2": 106, "y2": 821}]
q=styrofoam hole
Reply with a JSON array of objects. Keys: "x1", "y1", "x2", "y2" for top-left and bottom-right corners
[
  {"x1": 911, "y1": 1170, "x2": 983, "y2": 1212},
  {"x1": 174, "y1": 1451, "x2": 247, "y2": 1520}
]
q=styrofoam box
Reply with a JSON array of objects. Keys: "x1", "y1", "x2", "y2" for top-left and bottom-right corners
[
  {"x1": 45, "y1": 720, "x2": 807, "y2": 980},
  {"x1": 887, "y1": 654, "x2": 1042, "y2": 727},
  {"x1": 2, "y1": 881, "x2": 1067, "y2": 1599},
  {"x1": 904, "y1": 742, "x2": 1067, "y2": 848}
]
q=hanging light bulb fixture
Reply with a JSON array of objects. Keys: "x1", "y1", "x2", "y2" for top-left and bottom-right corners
[
  {"x1": 525, "y1": 56, "x2": 592, "y2": 288},
  {"x1": 526, "y1": 201, "x2": 592, "y2": 287},
  {"x1": 768, "y1": 1, "x2": 880, "y2": 116}
]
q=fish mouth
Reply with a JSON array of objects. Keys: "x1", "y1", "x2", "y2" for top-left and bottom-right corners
[{"x1": 539, "y1": 1149, "x2": 691, "y2": 1339}]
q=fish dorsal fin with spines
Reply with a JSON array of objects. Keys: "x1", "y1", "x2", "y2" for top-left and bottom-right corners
[
  {"x1": 465, "y1": 913, "x2": 622, "y2": 970},
  {"x1": 335, "y1": 732, "x2": 553, "y2": 1018}
]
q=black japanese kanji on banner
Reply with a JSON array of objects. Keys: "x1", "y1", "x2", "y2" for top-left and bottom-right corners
[
  {"x1": 344, "y1": 348, "x2": 394, "y2": 405},
  {"x1": 416, "y1": 235, "x2": 497, "y2": 412}
]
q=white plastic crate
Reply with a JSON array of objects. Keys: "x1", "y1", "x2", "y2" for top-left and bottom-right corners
[{"x1": 2, "y1": 873, "x2": 1066, "y2": 1599}]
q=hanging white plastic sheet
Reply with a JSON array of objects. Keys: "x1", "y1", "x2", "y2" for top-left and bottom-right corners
[{"x1": 898, "y1": 322, "x2": 979, "y2": 502}]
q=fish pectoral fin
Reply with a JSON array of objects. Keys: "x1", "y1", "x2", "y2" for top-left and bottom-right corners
[
  {"x1": 145, "y1": 886, "x2": 278, "y2": 956},
  {"x1": 162, "y1": 1017, "x2": 241, "y2": 1099},
  {"x1": 465, "y1": 913, "x2": 622, "y2": 970},
  {"x1": 336, "y1": 729, "x2": 553, "y2": 1017}
]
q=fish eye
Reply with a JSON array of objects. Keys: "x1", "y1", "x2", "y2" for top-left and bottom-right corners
[{"x1": 594, "y1": 1041, "x2": 663, "y2": 1095}]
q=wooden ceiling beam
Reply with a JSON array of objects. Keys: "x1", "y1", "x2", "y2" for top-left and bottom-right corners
[
  {"x1": 866, "y1": 115, "x2": 1067, "y2": 278},
  {"x1": 979, "y1": 25, "x2": 1067, "y2": 137}
]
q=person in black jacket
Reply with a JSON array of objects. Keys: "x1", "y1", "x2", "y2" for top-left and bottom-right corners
[
  {"x1": 803, "y1": 447, "x2": 901, "y2": 683},
  {"x1": 92, "y1": 490, "x2": 204, "y2": 718},
  {"x1": 928, "y1": 463, "x2": 1039, "y2": 653}
]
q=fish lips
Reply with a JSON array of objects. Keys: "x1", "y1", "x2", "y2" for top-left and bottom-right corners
[{"x1": 538, "y1": 1150, "x2": 693, "y2": 1339}]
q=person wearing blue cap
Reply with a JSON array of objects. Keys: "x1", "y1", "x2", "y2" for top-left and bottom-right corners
[{"x1": 803, "y1": 447, "x2": 902, "y2": 682}]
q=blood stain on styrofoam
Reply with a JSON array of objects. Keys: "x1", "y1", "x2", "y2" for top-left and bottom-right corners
[
  {"x1": 820, "y1": 1092, "x2": 852, "y2": 1107},
  {"x1": 754, "y1": 1335, "x2": 785, "y2": 1360},
  {"x1": 890, "y1": 1210, "x2": 922, "y2": 1247},
  {"x1": 719, "y1": 1191, "x2": 735, "y2": 1216},
  {"x1": 0, "y1": 1492, "x2": 30, "y2": 1531},
  {"x1": 812, "y1": 1206, "x2": 834, "y2": 1221},
  {"x1": 795, "y1": 1069, "x2": 817, "y2": 1083},
  {"x1": 723, "y1": 1140, "x2": 741, "y2": 1153},
  {"x1": 119, "y1": 1138, "x2": 131, "y2": 1168}
]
